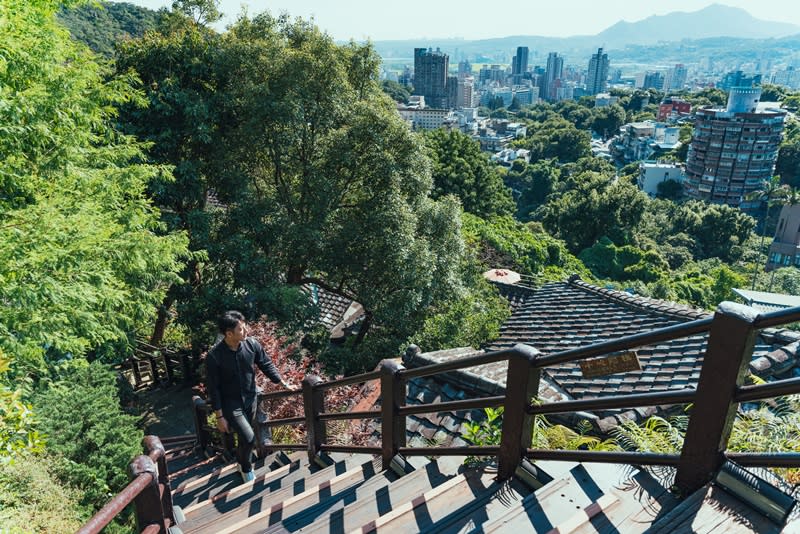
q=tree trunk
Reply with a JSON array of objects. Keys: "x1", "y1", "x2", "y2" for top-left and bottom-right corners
[
  {"x1": 150, "y1": 293, "x2": 175, "y2": 346},
  {"x1": 353, "y1": 310, "x2": 373, "y2": 346}
]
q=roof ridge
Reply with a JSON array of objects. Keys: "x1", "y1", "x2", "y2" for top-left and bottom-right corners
[{"x1": 567, "y1": 276, "x2": 710, "y2": 321}]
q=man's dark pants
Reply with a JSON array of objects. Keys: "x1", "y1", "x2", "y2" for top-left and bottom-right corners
[{"x1": 226, "y1": 403, "x2": 272, "y2": 472}]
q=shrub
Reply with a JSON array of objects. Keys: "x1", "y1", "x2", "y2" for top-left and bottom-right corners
[
  {"x1": 0, "y1": 453, "x2": 85, "y2": 533},
  {"x1": 32, "y1": 360, "x2": 142, "y2": 512}
]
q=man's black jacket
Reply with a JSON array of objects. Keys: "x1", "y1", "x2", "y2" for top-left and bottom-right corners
[{"x1": 205, "y1": 337, "x2": 283, "y2": 414}]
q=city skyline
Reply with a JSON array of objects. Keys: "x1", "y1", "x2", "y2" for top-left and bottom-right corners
[{"x1": 115, "y1": 1, "x2": 800, "y2": 41}]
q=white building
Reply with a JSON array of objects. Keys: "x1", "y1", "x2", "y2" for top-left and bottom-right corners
[{"x1": 638, "y1": 161, "x2": 685, "y2": 197}]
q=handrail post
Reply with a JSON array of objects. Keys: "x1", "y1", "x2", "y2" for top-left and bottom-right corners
[
  {"x1": 675, "y1": 302, "x2": 759, "y2": 494},
  {"x1": 148, "y1": 354, "x2": 159, "y2": 386},
  {"x1": 131, "y1": 358, "x2": 143, "y2": 389},
  {"x1": 192, "y1": 395, "x2": 212, "y2": 455},
  {"x1": 130, "y1": 455, "x2": 168, "y2": 533},
  {"x1": 144, "y1": 436, "x2": 175, "y2": 525},
  {"x1": 163, "y1": 351, "x2": 175, "y2": 385},
  {"x1": 303, "y1": 374, "x2": 326, "y2": 462},
  {"x1": 498, "y1": 344, "x2": 541, "y2": 480},
  {"x1": 381, "y1": 359, "x2": 406, "y2": 469}
]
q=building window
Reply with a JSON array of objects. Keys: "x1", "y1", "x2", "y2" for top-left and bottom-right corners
[{"x1": 785, "y1": 255, "x2": 792, "y2": 266}]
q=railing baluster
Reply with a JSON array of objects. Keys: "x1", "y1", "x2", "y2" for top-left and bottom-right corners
[
  {"x1": 675, "y1": 302, "x2": 759, "y2": 494},
  {"x1": 498, "y1": 344, "x2": 541, "y2": 480},
  {"x1": 192, "y1": 396, "x2": 212, "y2": 455},
  {"x1": 130, "y1": 455, "x2": 168, "y2": 533},
  {"x1": 143, "y1": 436, "x2": 175, "y2": 526},
  {"x1": 303, "y1": 375, "x2": 326, "y2": 462},
  {"x1": 381, "y1": 359, "x2": 406, "y2": 469}
]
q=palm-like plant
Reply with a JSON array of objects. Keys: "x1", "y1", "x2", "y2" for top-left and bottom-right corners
[{"x1": 747, "y1": 176, "x2": 789, "y2": 289}]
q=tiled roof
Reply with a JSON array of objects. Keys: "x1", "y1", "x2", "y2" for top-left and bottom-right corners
[
  {"x1": 302, "y1": 284, "x2": 362, "y2": 332},
  {"x1": 486, "y1": 277, "x2": 712, "y2": 400},
  {"x1": 396, "y1": 276, "x2": 800, "y2": 436}
]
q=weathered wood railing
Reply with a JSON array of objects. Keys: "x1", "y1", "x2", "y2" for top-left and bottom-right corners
[
  {"x1": 76, "y1": 436, "x2": 178, "y2": 534},
  {"x1": 120, "y1": 341, "x2": 194, "y2": 390},
  {"x1": 81, "y1": 301, "x2": 800, "y2": 533}
]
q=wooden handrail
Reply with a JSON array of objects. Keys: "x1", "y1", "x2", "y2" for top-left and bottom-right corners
[
  {"x1": 534, "y1": 317, "x2": 714, "y2": 368},
  {"x1": 753, "y1": 305, "x2": 800, "y2": 328},
  {"x1": 736, "y1": 376, "x2": 800, "y2": 402},
  {"x1": 527, "y1": 388, "x2": 697, "y2": 415},
  {"x1": 88, "y1": 302, "x2": 800, "y2": 533}
]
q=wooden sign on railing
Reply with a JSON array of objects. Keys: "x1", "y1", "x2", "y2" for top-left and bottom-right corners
[{"x1": 579, "y1": 351, "x2": 641, "y2": 378}]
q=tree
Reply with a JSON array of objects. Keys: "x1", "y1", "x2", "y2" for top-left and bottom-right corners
[
  {"x1": 115, "y1": 13, "x2": 222, "y2": 347},
  {"x1": 591, "y1": 104, "x2": 626, "y2": 139},
  {"x1": 198, "y1": 13, "x2": 469, "y2": 349},
  {"x1": 171, "y1": 0, "x2": 221, "y2": 25},
  {"x1": 515, "y1": 117, "x2": 591, "y2": 164},
  {"x1": 776, "y1": 120, "x2": 800, "y2": 187},
  {"x1": 423, "y1": 129, "x2": 515, "y2": 218},
  {"x1": 746, "y1": 176, "x2": 788, "y2": 289},
  {"x1": 656, "y1": 179, "x2": 684, "y2": 200},
  {"x1": 535, "y1": 172, "x2": 648, "y2": 253},
  {"x1": 381, "y1": 79, "x2": 411, "y2": 103},
  {"x1": 57, "y1": 1, "x2": 163, "y2": 57},
  {"x1": 0, "y1": 0, "x2": 188, "y2": 375}
]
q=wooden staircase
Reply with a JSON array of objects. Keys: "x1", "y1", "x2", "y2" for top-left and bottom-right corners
[{"x1": 161, "y1": 437, "x2": 696, "y2": 534}]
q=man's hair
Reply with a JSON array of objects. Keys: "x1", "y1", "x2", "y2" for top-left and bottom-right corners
[{"x1": 218, "y1": 310, "x2": 245, "y2": 334}]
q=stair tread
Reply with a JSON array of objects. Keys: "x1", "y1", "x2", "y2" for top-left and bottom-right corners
[
  {"x1": 185, "y1": 455, "x2": 384, "y2": 534},
  {"x1": 351, "y1": 465, "x2": 507, "y2": 533},
  {"x1": 480, "y1": 464, "x2": 607, "y2": 533},
  {"x1": 479, "y1": 465, "x2": 680, "y2": 534},
  {"x1": 173, "y1": 451, "x2": 308, "y2": 508},
  {"x1": 645, "y1": 484, "x2": 785, "y2": 534},
  {"x1": 289, "y1": 459, "x2": 454, "y2": 534}
]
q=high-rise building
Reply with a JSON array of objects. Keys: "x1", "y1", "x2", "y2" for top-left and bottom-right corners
[
  {"x1": 663, "y1": 64, "x2": 687, "y2": 91},
  {"x1": 413, "y1": 47, "x2": 449, "y2": 109},
  {"x1": 586, "y1": 47, "x2": 609, "y2": 95},
  {"x1": 642, "y1": 71, "x2": 665, "y2": 90},
  {"x1": 685, "y1": 87, "x2": 786, "y2": 208},
  {"x1": 718, "y1": 70, "x2": 761, "y2": 91},
  {"x1": 456, "y1": 77, "x2": 477, "y2": 108},
  {"x1": 447, "y1": 75, "x2": 459, "y2": 109},
  {"x1": 457, "y1": 60, "x2": 472, "y2": 79},
  {"x1": 767, "y1": 203, "x2": 800, "y2": 271},
  {"x1": 512, "y1": 46, "x2": 529, "y2": 85},
  {"x1": 543, "y1": 52, "x2": 563, "y2": 102}
]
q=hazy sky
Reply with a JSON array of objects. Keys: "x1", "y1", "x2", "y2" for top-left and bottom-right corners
[{"x1": 120, "y1": 1, "x2": 800, "y2": 41}]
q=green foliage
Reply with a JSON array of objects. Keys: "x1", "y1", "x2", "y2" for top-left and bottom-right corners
[
  {"x1": 777, "y1": 119, "x2": 800, "y2": 187},
  {"x1": 381, "y1": 79, "x2": 411, "y2": 103},
  {"x1": 461, "y1": 213, "x2": 588, "y2": 280},
  {"x1": 57, "y1": 1, "x2": 162, "y2": 57},
  {"x1": 514, "y1": 117, "x2": 591, "y2": 163},
  {"x1": 591, "y1": 104, "x2": 626, "y2": 139},
  {"x1": 118, "y1": 11, "x2": 471, "y2": 354},
  {"x1": 0, "y1": 453, "x2": 85, "y2": 533},
  {"x1": 0, "y1": 0, "x2": 189, "y2": 374},
  {"x1": 504, "y1": 158, "x2": 561, "y2": 219},
  {"x1": 656, "y1": 179, "x2": 684, "y2": 200},
  {"x1": 0, "y1": 387, "x2": 45, "y2": 462},
  {"x1": 536, "y1": 171, "x2": 648, "y2": 253},
  {"x1": 32, "y1": 360, "x2": 143, "y2": 512},
  {"x1": 612, "y1": 415, "x2": 686, "y2": 454},
  {"x1": 411, "y1": 272, "x2": 510, "y2": 352},
  {"x1": 423, "y1": 129, "x2": 515, "y2": 218},
  {"x1": 579, "y1": 238, "x2": 669, "y2": 283}
]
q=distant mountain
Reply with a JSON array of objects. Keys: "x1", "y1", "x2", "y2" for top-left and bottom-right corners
[
  {"x1": 596, "y1": 4, "x2": 800, "y2": 47},
  {"x1": 57, "y1": 1, "x2": 161, "y2": 57},
  {"x1": 371, "y1": 4, "x2": 800, "y2": 64}
]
